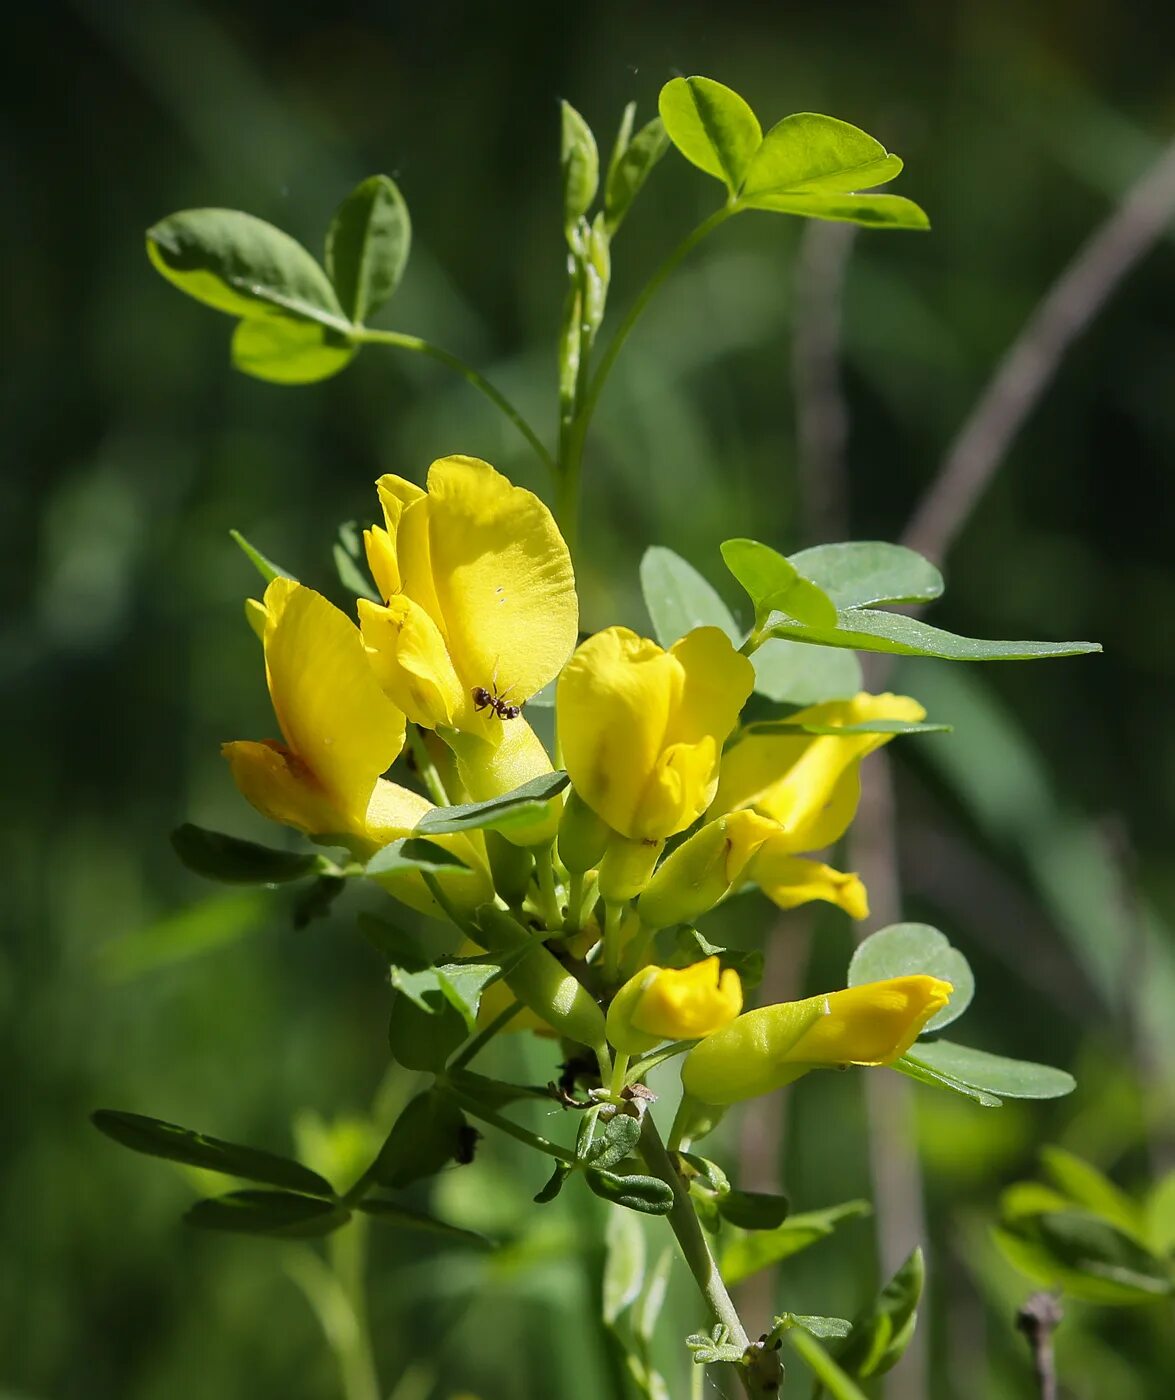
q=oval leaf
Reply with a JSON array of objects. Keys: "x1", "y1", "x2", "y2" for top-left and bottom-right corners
[
  {"x1": 893, "y1": 1053, "x2": 1002, "y2": 1107},
  {"x1": 719, "y1": 1190, "x2": 790, "y2": 1231},
  {"x1": 325, "y1": 174, "x2": 411, "y2": 324},
  {"x1": 412, "y1": 771, "x2": 570, "y2": 837},
  {"x1": 744, "y1": 191, "x2": 930, "y2": 229},
  {"x1": 848, "y1": 923, "x2": 974, "y2": 1032},
  {"x1": 763, "y1": 607, "x2": 1101, "y2": 662},
  {"x1": 742, "y1": 113, "x2": 902, "y2": 199},
  {"x1": 640, "y1": 546, "x2": 740, "y2": 647},
  {"x1": 92, "y1": 1110, "x2": 333, "y2": 1196},
  {"x1": 373, "y1": 1091, "x2": 468, "y2": 1189},
  {"x1": 721, "y1": 1200, "x2": 872, "y2": 1285},
  {"x1": 586, "y1": 1168, "x2": 675, "y2": 1216},
  {"x1": 788, "y1": 542, "x2": 943, "y2": 609},
  {"x1": 605, "y1": 114, "x2": 668, "y2": 234},
  {"x1": 906, "y1": 1041, "x2": 1075, "y2": 1099},
  {"x1": 721, "y1": 538, "x2": 838, "y2": 629},
  {"x1": 232, "y1": 309, "x2": 356, "y2": 384},
  {"x1": 185, "y1": 1189, "x2": 346, "y2": 1237},
  {"x1": 658, "y1": 76, "x2": 762, "y2": 194},
  {"x1": 171, "y1": 824, "x2": 319, "y2": 885},
  {"x1": 147, "y1": 209, "x2": 348, "y2": 329},
  {"x1": 751, "y1": 637, "x2": 863, "y2": 705},
  {"x1": 358, "y1": 1197, "x2": 489, "y2": 1247}
]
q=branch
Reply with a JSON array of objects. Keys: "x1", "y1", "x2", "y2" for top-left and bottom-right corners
[
  {"x1": 903, "y1": 136, "x2": 1175, "y2": 565},
  {"x1": 1016, "y1": 1291, "x2": 1063, "y2": 1400}
]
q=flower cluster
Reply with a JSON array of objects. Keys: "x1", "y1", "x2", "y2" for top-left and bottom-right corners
[{"x1": 225, "y1": 455, "x2": 946, "y2": 1114}]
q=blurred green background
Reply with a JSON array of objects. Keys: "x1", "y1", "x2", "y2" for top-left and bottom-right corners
[{"x1": 5, "y1": 1, "x2": 1175, "y2": 1396}]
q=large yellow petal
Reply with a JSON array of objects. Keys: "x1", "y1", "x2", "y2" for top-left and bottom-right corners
[
  {"x1": 425, "y1": 456, "x2": 577, "y2": 703},
  {"x1": 364, "y1": 525, "x2": 401, "y2": 602},
  {"x1": 712, "y1": 691, "x2": 925, "y2": 850},
  {"x1": 261, "y1": 580, "x2": 406, "y2": 823},
  {"x1": 790, "y1": 977, "x2": 952, "y2": 1066},
  {"x1": 358, "y1": 595, "x2": 464, "y2": 730},
  {"x1": 222, "y1": 739, "x2": 352, "y2": 839},
  {"x1": 749, "y1": 847, "x2": 869, "y2": 919},
  {"x1": 558, "y1": 628, "x2": 677, "y2": 839},
  {"x1": 663, "y1": 627, "x2": 755, "y2": 749}
]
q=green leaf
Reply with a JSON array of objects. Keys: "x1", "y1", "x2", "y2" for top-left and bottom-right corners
[
  {"x1": 905, "y1": 1041, "x2": 1075, "y2": 1100},
  {"x1": 185, "y1": 1189, "x2": 347, "y2": 1238},
  {"x1": 788, "y1": 542, "x2": 943, "y2": 609},
  {"x1": 561, "y1": 101, "x2": 599, "y2": 235},
  {"x1": 170, "y1": 824, "x2": 319, "y2": 885},
  {"x1": 147, "y1": 209, "x2": 349, "y2": 330},
  {"x1": 744, "y1": 191, "x2": 929, "y2": 229},
  {"x1": 658, "y1": 76, "x2": 762, "y2": 194},
  {"x1": 633, "y1": 1246, "x2": 674, "y2": 1344},
  {"x1": 366, "y1": 837, "x2": 472, "y2": 877},
  {"x1": 786, "y1": 1326, "x2": 868, "y2": 1400},
  {"x1": 356, "y1": 912, "x2": 428, "y2": 967},
  {"x1": 686, "y1": 1325, "x2": 745, "y2": 1366},
  {"x1": 92, "y1": 1110, "x2": 333, "y2": 1196},
  {"x1": 603, "y1": 1203, "x2": 647, "y2": 1324},
  {"x1": 534, "y1": 1163, "x2": 572, "y2": 1204},
  {"x1": 229, "y1": 528, "x2": 295, "y2": 584},
  {"x1": 388, "y1": 984, "x2": 468, "y2": 1071},
  {"x1": 997, "y1": 1210, "x2": 1173, "y2": 1304},
  {"x1": 412, "y1": 771, "x2": 570, "y2": 837},
  {"x1": 584, "y1": 1113, "x2": 643, "y2": 1172},
  {"x1": 742, "y1": 113, "x2": 902, "y2": 200},
  {"x1": 835, "y1": 1247, "x2": 924, "y2": 1380},
  {"x1": 773, "y1": 1313, "x2": 852, "y2": 1342},
  {"x1": 333, "y1": 539, "x2": 380, "y2": 602},
  {"x1": 325, "y1": 174, "x2": 411, "y2": 324},
  {"x1": 231, "y1": 310, "x2": 356, "y2": 384},
  {"x1": 721, "y1": 538, "x2": 838, "y2": 630},
  {"x1": 639, "y1": 546, "x2": 739, "y2": 648},
  {"x1": 292, "y1": 874, "x2": 346, "y2": 928},
  {"x1": 847, "y1": 923, "x2": 974, "y2": 1033},
  {"x1": 750, "y1": 637, "x2": 863, "y2": 706},
  {"x1": 762, "y1": 606, "x2": 1101, "y2": 662},
  {"x1": 892, "y1": 1052, "x2": 1003, "y2": 1108},
  {"x1": 435, "y1": 962, "x2": 503, "y2": 1031},
  {"x1": 1039, "y1": 1147, "x2": 1146, "y2": 1242},
  {"x1": 372, "y1": 1091, "x2": 468, "y2": 1190},
  {"x1": 586, "y1": 1168, "x2": 675, "y2": 1215},
  {"x1": 605, "y1": 113, "x2": 669, "y2": 234},
  {"x1": 357, "y1": 1197, "x2": 489, "y2": 1247},
  {"x1": 97, "y1": 890, "x2": 270, "y2": 981},
  {"x1": 745, "y1": 717, "x2": 950, "y2": 738},
  {"x1": 718, "y1": 1190, "x2": 790, "y2": 1231},
  {"x1": 721, "y1": 1200, "x2": 871, "y2": 1285},
  {"x1": 447, "y1": 1068, "x2": 550, "y2": 1111}
]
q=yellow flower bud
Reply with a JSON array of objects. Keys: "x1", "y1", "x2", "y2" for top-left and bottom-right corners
[
  {"x1": 558, "y1": 626, "x2": 754, "y2": 842},
  {"x1": 681, "y1": 975, "x2": 952, "y2": 1105},
  {"x1": 598, "y1": 832, "x2": 665, "y2": 903},
  {"x1": 606, "y1": 957, "x2": 743, "y2": 1055},
  {"x1": 557, "y1": 788, "x2": 611, "y2": 874}
]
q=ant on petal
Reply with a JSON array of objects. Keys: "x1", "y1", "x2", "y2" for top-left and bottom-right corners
[{"x1": 472, "y1": 681, "x2": 521, "y2": 720}]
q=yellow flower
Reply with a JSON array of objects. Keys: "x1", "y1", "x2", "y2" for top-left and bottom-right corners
[
  {"x1": 681, "y1": 975, "x2": 953, "y2": 1105},
  {"x1": 557, "y1": 626, "x2": 755, "y2": 842},
  {"x1": 711, "y1": 691, "x2": 926, "y2": 847},
  {"x1": 637, "y1": 809, "x2": 867, "y2": 927},
  {"x1": 223, "y1": 578, "x2": 417, "y2": 855},
  {"x1": 358, "y1": 455, "x2": 578, "y2": 734},
  {"x1": 606, "y1": 957, "x2": 743, "y2": 1055}
]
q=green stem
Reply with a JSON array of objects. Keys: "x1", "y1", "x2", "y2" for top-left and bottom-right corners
[
  {"x1": 441, "y1": 1085, "x2": 576, "y2": 1164},
  {"x1": 448, "y1": 999, "x2": 523, "y2": 1070},
  {"x1": 533, "y1": 841, "x2": 564, "y2": 929},
  {"x1": 564, "y1": 868, "x2": 586, "y2": 932},
  {"x1": 639, "y1": 1115, "x2": 754, "y2": 1394},
  {"x1": 408, "y1": 725, "x2": 449, "y2": 806},
  {"x1": 609, "y1": 1052, "x2": 631, "y2": 1102},
  {"x1": 328, "y1": 1218, "x2": 382, "y2": 1400},
  {"x1": 603, "y1": 901, "x2": 626, "y2": 984},
  {"x1": 626, "y1": 1040, "x2": 695, "y2": 1085},
  {"x1": 354, "y1": 327, "x2": 556, "y2": 477}
]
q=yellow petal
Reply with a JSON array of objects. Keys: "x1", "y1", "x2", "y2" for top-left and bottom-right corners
[
  {"x1": 358, "y1": 595, "x2": 464, "y2": 729},
  {"x1": 222, "y1": 739, "x2": 352, "y2": 839},
  {"x1": 631, "y1": 957, "x2": 743, "y2": 1041},
  {"x1": 663, "y1": 628, "x2": 755, "y2": 752},
  {"x1": 364, "y1": 525, "x2": 401, "y2": 601},
  {"x1": 712, "y1": 691, "x2": 925, "y2": 850},
  {"x1": 425, "y1": 456, "x2": 578, "y2": 704},
  {"x1": 261, "y1": 580, "x2": 406, "y2": 823},
  {"x1": 790, "y1": 976, "x2": 952, "y2": 1065},
  {"x1": 558, "y1": 628, "x2": 677, "y2": 838},
  {"x1": 750, "y1": 847, "x2": 869, "y2": 919}
]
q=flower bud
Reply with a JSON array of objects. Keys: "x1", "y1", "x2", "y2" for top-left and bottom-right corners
[
  {"x1": 681, "y1": 976, "x2": 953, "y2": 1106},
  {"x1": 637, "y1": 811, "x2": 777, "y2": 928},
  {"x1": 606, "y1": 957, "x2": 743, "y2": 1056},
  {"x1": 598, "y1": 833, "x2": 665, "y2": 903},
  {"x1": 557, "y1": 788, "x2": 611, "y2": 874}
]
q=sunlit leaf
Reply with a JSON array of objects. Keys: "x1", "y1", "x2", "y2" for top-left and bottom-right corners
[
  {"x1": 721, "y1": 538, "x2": 838, "y2": 629},
  {"x1": 325, "y1": 174, "x2": 411, "y2": 324},
  {"x1": 788, "y1": 541, "x2": 943, "y2": 609},
  {"x1": 750, "y1": 637, "x2": 863, "y2": 705},
  {"x1": 229, "y1": 528, "x2": 296, "y2": 584},
  {"x1": 905, "y1": 1041, "x2": 1075, "y2": 1099},
  {"x1": 605, "y1": 112, "x2": 669, "y2": 234},
  {"x1": 659, "y1": 76, "x2": 762, "y2": 194},
  {"x1": 742, "y1": 113, "x2": 903, "y2": 198},
  {"x1": 561, "y1": 101, "x2": 599, "y2": 235},
  {"x1": 231, "y1": 310, "x2": 356, "y2": 384},
  {"x1": 412, "y1": 771, "x2": 569, "y2": 836},
  {"x1": 640, "y1": 546, "x2": 740, "y2": 647},
  {"x1": 744, "y1": 191, "x2": 929, "y2": 229}
]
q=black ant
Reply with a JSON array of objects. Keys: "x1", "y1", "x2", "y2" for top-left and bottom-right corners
[{"x1": 472, "y1": 681, "x2": 521, "y2": 720}]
